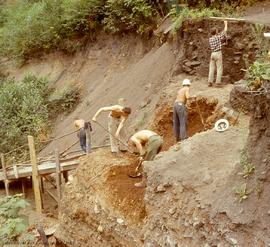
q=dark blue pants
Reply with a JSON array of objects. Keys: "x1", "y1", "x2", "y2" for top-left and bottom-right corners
[
  {"x1": 173, "y1": 102, "x2": 187, "y2": 141},
  {"x1": 79, "y1": 128, "x2": 86, "y2": 152}
]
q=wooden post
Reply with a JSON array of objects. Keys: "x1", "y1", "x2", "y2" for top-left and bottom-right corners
[
  {"x1": 1, "y1": 154, "x2": 9, "y2": 196},
  {"x1": 28, "y1": 135, "x2": 42, "y2": 213},
  {"x1": 21, "y1": 178, "x2": 26, "y2": 198},
  {"x1": 40, "y1": 176, "x2": 45, "y2": 193},
  {"x1": 63, "y1": 171, "x2": 69, "y2": 183},
  {"x1": 85, "y1": 122, "x2": 92, "y2": 154},
  {"x1": 55, "y1": 149, "x2": 62, "y2": 202}
]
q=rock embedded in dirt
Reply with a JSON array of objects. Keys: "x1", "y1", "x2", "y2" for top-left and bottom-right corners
[
  {"x1": 226, "y1": 236, "x2": 238, "y2": 245},
  {"x1": 156, "y1": 184, "x2": 166, "y2": 193},
  {"x1": 97, "y1": 225, "x2": 103, "y2": 233},
  {"x1": 116, "y1": 218, "x2": 124, "y2": 225}
]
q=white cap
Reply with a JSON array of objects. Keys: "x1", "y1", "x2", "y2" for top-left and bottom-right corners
[{"x1": 182, "y1": 78, "x2": 191, "y2": 86}]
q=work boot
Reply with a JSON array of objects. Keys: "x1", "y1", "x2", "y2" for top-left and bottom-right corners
[
  {"x1": 214, "y1": 83, "x2": 226, "y2": 88},
  {"x1": 208, "y1": 82, "x2": 213, "y2": 87}
]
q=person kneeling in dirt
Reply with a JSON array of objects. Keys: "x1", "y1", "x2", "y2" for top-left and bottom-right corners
[
  {"x1": 92, "y1": 100, "x2": 131, "y2": 153},
  {"x1": 128, "y1": 130, "x2": 163, "y2": 187},
  {"x1": 173, "y1": 79, "x2": 196, "y2": 142}
]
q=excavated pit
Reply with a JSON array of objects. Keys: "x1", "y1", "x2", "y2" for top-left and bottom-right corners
[{"x1": 151, "y1": 97, "x2": 220, "y2": 151}]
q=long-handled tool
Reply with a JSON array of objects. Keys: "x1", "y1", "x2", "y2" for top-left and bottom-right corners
[
  {"x1": 195, "y1": 100, "x2": 207, "y2": 130},
  {"x1": 128, "y1": 157, "x2": 143, "y2": 178},
  {"x1": 94, "y1": 120, "x2": 132, "y2": 152},
  {"x1": 94, "y1": 120, "x2": 142, "y2": 178}
]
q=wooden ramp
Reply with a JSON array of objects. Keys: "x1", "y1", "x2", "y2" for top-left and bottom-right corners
[{"x1": 0, "y1": 159, "x2": 80, "y2": 181}]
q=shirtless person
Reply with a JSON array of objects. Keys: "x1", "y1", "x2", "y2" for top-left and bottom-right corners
[
  {"x1": 128, "y1": 130, "x2": 163, "y2": 187},
  {"x1": 92, "y1": 102, "x2": 131, "y2": 153},
  {"x1": 74, "y1": 118, "x2": 86, "y2": 152},
  {"x1": 128, "y1": 130, "x2": 163, "y2": 161},
  {"x1": 173, "y1": 79, "x2": 195, "y2": 142}
]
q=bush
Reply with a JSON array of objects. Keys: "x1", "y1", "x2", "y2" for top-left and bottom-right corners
[
  {"x1": 102, "y1": 0, "x2": 156, "y2": 34},
  {"x1": 0, "y1": 0, "x2": 158, "y2": 59},
  {"x1": 246, "y1": 58, "x2": 270, "y2": 89},
  {"x1": 170, "y1": 7, "x2": 222, "y2": 33},
  {"x1": 0, "y1": 74, "x2": 50, "y2": 155},
  {"x1": 0, "y1": 74, "x2": 82, "y2": 161},
  {"x1": 0, "y1": 194, "x2": 29, "y2": 245},
  {"x1": 0, "y1": 0, "x2": 104, "y2": 59}
]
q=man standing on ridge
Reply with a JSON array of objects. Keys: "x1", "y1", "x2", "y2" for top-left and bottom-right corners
[
  {"x1": 92, "y1": 99, "x2": 131, "y2": 153},
  {"x1": 173, "y1": 78, "x2": 195, "y2": 142},
  {"x1": 208, "y1": 20, "x2": 228, "y2": 87}
]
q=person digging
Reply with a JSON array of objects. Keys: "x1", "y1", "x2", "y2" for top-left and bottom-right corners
[
  {"x1": 128, "y1": 130, "x2": 163, "y2": 187},
  {"x1": 92, "y1": 100, "x2": 131, "y2": 154},
  {"x1": 173, "y1": 79, "x2": 196, "y2": 142}
]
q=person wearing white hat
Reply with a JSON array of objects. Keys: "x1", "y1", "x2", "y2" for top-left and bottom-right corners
[{"x1": 173, "y1": 78, "x2": 195, "y2": 142}]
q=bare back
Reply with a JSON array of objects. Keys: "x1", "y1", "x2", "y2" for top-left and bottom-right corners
[
  {"x1": 133, "y1": 130, "x2": 158, "y2": 144},
  {"x1": 110, "y1": 106, "x2": 126, "y2": 118},
  {"x1": 176, "y1": 86, "x2": 189, "y2": 104}
]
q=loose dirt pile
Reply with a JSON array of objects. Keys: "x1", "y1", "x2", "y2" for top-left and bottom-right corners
[{"x1": 55, "y1": 149, "x2": 146, "y2": 246}]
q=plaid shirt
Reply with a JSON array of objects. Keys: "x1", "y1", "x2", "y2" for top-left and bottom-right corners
[{"x1": 209, "y1": 32, "x2": 226, "y2": 52}]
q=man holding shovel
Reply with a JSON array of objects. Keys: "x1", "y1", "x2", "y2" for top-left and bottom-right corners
[
  {"x1": 128, "y1": 130, "x2": 163, "y2": 187},
  {"x1": 92, "y1": 100, "x2": 131, "y2": 153},
  {"x1": 173, "y1": 78, "x2": 196, "y2": 142}
]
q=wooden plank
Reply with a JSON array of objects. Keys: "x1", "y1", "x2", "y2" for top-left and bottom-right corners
[
  {"x1": 21, "y1": 178, "x2": 26, "y2": 198},
  {"x1": 0, "y1": 159, "x2": 80, "y2": 181},
  {"x1": 85, "y1": 123, "x2": 92, "y2": 154},
  {"x1": 1, "y1": 154, "x2": 9, "y2": 196},
  {"x1": 46, "y1": 189, "x2": 58, "y2": 203},
  {"x1": 55, "y1": 149, "x2": 62, "y2": 202},
  {"x1": 264, "y1": 33, "x2": 270, "y2": 38},
  {"x1": 13, "y1": 164, "x2": 19, "y2": 179},
  {"x1": 209, "y1": 16, "x2": 245, "y2": 22},
  {"x1": 28, "y1": 135, "x2": 42, "y2": 213}
]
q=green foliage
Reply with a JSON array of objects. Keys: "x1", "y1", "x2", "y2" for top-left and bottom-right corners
[
  {"x1": 234, "y1": 183, "x2": 250, "y2": 203},
  {"x1": 102, "y1": 0, "x2": 155, "y2": 34},
  {"x1": 0, "y1": 0, "x2": 104, "y2": 59},
  {"x1": 48, "y1": 83, "x2": 81, "y2": 116},
  {"x1": 0, "y1": 194, "x2": 29, "y2": 244},
  {"x1": 170, "y1": 7, "x2": 222, "y2": 33},
  {"x1": 239, "y1": 149, "x2": 255, "y2": 178},
  {"x1": 0, "y1": 74, "x2": 50, "y2": 155},
  {"x1": 0, "y1": 74, "x2": 81, "y2": 160},
  {"x1": 0, "y1": 0, "x2": 157, "y2": 59},
  {"x1": 246, "y1": 59, "x2": 270, "y2": 89}
]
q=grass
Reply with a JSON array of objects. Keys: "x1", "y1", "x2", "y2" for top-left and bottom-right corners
[
  {"x1": 239, "y1": 149, "x2": 255, "y2": 178},
  {"x1": 234, "y1": 183, "x2": 250, "y2": 203}
]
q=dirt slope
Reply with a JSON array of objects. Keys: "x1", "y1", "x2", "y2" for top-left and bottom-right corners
[{"x1": 2, "y1": 34, "x2": 175, "y2": 155}]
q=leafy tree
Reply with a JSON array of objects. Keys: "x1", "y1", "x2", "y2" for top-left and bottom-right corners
[
  {"x1": 0, "y1": 194, "x2": 29, "y2": 245},
  {"x1": 0, "y1": 74, "x2": 49, "y2": 155}
]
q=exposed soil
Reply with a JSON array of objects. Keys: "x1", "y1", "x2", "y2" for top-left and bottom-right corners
[
  {"x1": 105, "y1": 156, "x2": 146, "y2": 224},
  {"x1": 1, "y1": 12, "x2": 270, "y2": 247},
  {"x1": 151, "y1": 96, "x2": 219, "y2": 151}
]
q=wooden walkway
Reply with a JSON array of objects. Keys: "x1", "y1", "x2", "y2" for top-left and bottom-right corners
[{"x1": 0, "y1": 159, "x2": 80, "y2": 181}]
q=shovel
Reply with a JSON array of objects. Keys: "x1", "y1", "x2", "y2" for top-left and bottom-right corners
[
  {"x1": 195, "y1": 100, "x2": 207, "y2": 130},
  {"x1": 128, "y1": 157, "x2": 143, "y2": 178}
]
